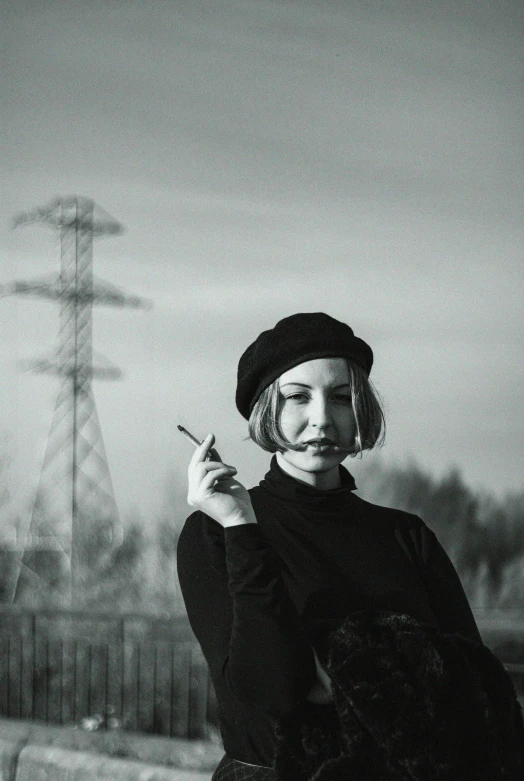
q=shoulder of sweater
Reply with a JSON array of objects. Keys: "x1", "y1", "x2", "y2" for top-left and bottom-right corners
[
  {"x1": 348, "y1": 497, "x2": 439, "y2": 568},
  {"x1": 351, "y1": 492, "x2": 430, "y2": 532},
  {"x1": 353, "y1": 496, "x2": 439, "y2": 565}
]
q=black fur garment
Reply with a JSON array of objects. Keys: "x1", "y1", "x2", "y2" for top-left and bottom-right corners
[{"x1": 273, "y1": 612, "x2": 524, "y2": 781}]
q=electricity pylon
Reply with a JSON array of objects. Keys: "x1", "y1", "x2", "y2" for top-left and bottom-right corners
[{"x1": 2, "y1": 196, "x2": 150, "y2": 606}]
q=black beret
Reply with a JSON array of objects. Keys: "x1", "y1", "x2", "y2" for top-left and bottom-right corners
[{"x1": 236, "y1": 312, "x2": 373, "y2": 420}]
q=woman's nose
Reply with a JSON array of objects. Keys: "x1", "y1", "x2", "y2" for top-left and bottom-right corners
[{"x1": 308, "y1": 397, "x2": 331, "y2": 427}]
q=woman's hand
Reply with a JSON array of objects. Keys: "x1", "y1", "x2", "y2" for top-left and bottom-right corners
[{"x1": 187, "y1": 434, "x2": 257, "y2": 528}]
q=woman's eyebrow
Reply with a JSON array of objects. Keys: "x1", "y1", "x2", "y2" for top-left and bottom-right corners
[{"x1": 280, "y1": 382, "x2": 351, "y2": 389}]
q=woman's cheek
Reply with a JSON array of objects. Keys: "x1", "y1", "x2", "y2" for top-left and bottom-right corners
[
  {"x1": 280, "y1": 417, "x2": 296, "y2": 440},
  {"x1": 280, "y1": 405, "x2": 301, "y2": 428}
]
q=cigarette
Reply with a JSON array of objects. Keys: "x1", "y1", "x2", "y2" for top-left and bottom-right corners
[
  {"x1": 177, "y1": 424, "x2": 221, "y2": 461},
  {"x1": 177, "y1": 424, "x2": 202, "y2": 448}
]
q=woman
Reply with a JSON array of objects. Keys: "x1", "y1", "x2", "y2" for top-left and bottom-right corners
[{"x1": 177, "y1": 312, "x2": 523, "y2": 781}]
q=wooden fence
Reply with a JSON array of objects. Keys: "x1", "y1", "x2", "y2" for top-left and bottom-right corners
[
  {"x1": 1, "y1": 607, "x2": 523, "y2": 740},
  {"x1": 0, "y1": 606, "x2": 216, "y2": 739}
]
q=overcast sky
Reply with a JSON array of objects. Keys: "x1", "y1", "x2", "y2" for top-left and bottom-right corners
[{"x1": 1, "y1": 0, "x2": 522, "y2": 526}]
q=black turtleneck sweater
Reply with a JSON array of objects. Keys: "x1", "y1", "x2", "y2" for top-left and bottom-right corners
[{"x1": 176, "y1": 457, "x2": 482, "y2": 768}]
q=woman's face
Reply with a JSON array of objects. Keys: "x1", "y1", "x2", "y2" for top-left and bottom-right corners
[{"x1": 276, "y1": 357, "x2": 356, "y2": 489}]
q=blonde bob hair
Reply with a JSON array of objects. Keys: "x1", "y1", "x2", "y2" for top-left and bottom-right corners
[{"x1": 248, "y1": 359, "x2": 385, "y2": 455}]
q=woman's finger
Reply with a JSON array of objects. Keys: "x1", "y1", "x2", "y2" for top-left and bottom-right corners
[
  {"x1": 199, "y1": 466, "x2": 237, "y2": 493},
  {"x1": 188, "y1": 434, "x2": 222, "y2": 466},
  {"x1": 190, "y1": 460, "x2": 233, "y2": 484},
  {"x1": 188, "y1": 466, "x2": 237, "y2": 505},
  {"x1": 189, "y1": 460, "x2": 236, "y2": 484},
  {"x1": 189, "y1": 434, "x2": 214, "y2": 467}
]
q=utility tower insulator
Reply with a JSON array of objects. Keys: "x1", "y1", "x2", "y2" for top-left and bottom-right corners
[{"x1": 4, "y1": 196, "x2": 151, "y2": 607}]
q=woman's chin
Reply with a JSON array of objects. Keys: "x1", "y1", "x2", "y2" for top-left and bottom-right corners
[{"x1": 285, "y1": 449, "x2": 346, "y2": 473}]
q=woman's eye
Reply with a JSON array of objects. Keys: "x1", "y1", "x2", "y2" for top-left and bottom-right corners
[
  {"x1": 333, "y1": 394, "x2": 352, "y2": 404},
  {"x1": 286, "y1": 393, "x2": 308, "y2": 401}
]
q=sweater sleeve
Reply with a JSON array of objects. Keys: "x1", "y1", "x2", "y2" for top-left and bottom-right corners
[
  {"x1": 176, "y1": 511, "x2": 316, "y2": 719},
  {"x1": 417, "y1": 522, "x2": 483, "y2": 644}
]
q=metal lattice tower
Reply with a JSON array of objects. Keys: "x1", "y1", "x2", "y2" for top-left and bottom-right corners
[{"x1": 3, "y1": 196, "x2": 150, "y2": 606}]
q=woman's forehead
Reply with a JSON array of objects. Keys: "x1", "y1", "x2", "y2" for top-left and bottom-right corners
[{"x1": 278, "y1": 357, "x2": 350, "y2": 386}]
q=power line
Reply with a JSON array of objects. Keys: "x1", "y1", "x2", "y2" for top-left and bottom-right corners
[{"x1": 2, "y1": 196, "x2": 151, "y2": 606}]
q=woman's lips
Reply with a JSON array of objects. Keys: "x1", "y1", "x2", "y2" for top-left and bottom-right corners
[
  {"x1": 297, "y1": 439, "x2": 351, "y2": 453},
  {"x1": 303, "y1": 440, "x2": 335, "y2": 452}
]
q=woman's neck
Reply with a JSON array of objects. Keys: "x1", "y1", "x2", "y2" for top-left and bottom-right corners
[{"x1": 275, "y1": 452, "x2": 342, "y2": 490}]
